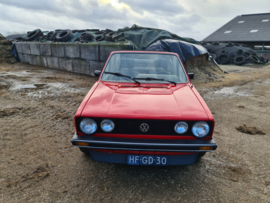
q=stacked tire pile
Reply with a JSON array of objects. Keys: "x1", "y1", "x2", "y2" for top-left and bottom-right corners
[
  {"x1": 13, "y1": 28, "x2": 116, "y2": 43},
  {"x1": 201, "y1": 42, "x2": 268, "y2": 65}
]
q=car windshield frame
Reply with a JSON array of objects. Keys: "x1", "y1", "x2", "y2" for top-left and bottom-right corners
[{"x1": 100, "y1": 52, "x2": 189, "y2": 84}]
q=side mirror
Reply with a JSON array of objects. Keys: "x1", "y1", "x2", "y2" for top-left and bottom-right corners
[
  {"x1": 94, "y1": 70, "x2": 101, "y2": 77},
  {"x1": 188, "y1": 73, "x2": 194, "y2": 80}
]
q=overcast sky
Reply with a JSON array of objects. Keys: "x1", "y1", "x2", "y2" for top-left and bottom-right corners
[{"x1": 0, "y1": 0, "x2": 269, "y2": 41}]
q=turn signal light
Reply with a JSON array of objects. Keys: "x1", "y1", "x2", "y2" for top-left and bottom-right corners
[
  {"x1": 76, "y1": 142, "x2": 89, "y2": 146},
  {"x1": 199, "y1": 146, "x2": 213, "y2": 150}
]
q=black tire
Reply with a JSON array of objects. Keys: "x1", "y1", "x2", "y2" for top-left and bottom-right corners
[
  {"x1": 47, "y1": 31, "x2": 54, "y2": 37},
  {"x1": 243, "y1": 51, "x2": 250, "y2": 56},
  {"x1": 24, "y1": 29, "x2": 44, "y2": 41},
  {"x1": 95, "y1": 31, "x2": 104, "y2": 35},
  {"x1": 105, "y1": 31, "x2": 115, "y2": 42},
  {"x1": 234, "y1": 56, "x2": 246, "y2": 65},
  {"x1": 51, "y1": 31, "x2": 59, "y2": 41},
  {"x1": 86, "y1": 29, "x2": 100, "y2": 32},
  {"x1": 260, "y1": 56, "x2": 265, "y2": 63},
  {"x1": 236, "y1": 49, "x2": 244, "y2": 55},
  {"x1": 225, "y1": 42, "x2": 234, "y2": 47},
  {"x1": 105, "y1": 29, "x2": 114, "y2": 33},
  {"x1": 80, "y1": 33, "x2": 95, "y2": 42},
  {"x1": 77, "y1": 30, "x2": 86, "y2": 33},
  {"x1": 79, "y1": 147, "x2": 89, "y2": 154},
  {"x1": 229, "y1": 52, "x2": 236, "y2": 62},
  {"x1": 248, "y1": 55, "x2": 261, "y2": 64},
  {"x1": 34, "y1": 36, "x2": 42, "y2": 41},
  {"x1": 217, "y1": 54, "x2": 230, "y2": 64},
  {"x1": 95, "y1": 34, "x2": 105, "y2": 41},
  {"x1": 197, "y1": 152, "x2": 206, "y2": 158},
  {"x1": 72, "y1": 30, "x2": 79, "y2": 33},
  {"x1": 39, "y1": 35, "x2": 47, "y2": 41},
  {"x1": 247, "y1": 49, "x2": 256, "y2": 55},
  {"x1": 220, "y1": 50, "x2": 227, "y2": 54},
  {"x1": 240, "y1": 44, "x2": 248, "y2": 47},
  {"x1": 55, "y1": 30, "x2": 73, "y2": 42}
]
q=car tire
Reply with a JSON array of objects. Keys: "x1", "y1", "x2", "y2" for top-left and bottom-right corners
[
  {"x1": 77, "y1": 30, "x2": 86, "y2": 33},
  {"x1": 95, "y1": 34, "x2": 105, "y2": 41},
  {"x1": 197, "y1": 152, "x2": 206, "y2": 158},
  {"x1": 24, "y1": 29, "x2": 44, "y2": 41},
  {"x1": 95, "y1": 31, "x2": 104, "y2": 35},
  {"x1": 79, "y1": 147, "x2": 89, "y2": 154},
  {"x1": 196, "y1": 152, "x2": 207, "y2": 161},
  {"x1": 105, "y1": 29, "x2": 114, "y2": 33},
  {"x1": 220, "y1": 50, "x2": 227, "y2": 54},
  {"x1": 51, "y1": 31, "x2": 59, "y2": 42},
  {"x1": 217, "y1": 54, "x2": 230, "y2": 64},
  {"x1": 80, "y1": 33, "x2": 95, "y2": 43},
  {"x1": 34, "y1": 36, "x2": 42, "y2": 41},
  {"x1": 247, "y1": 49, "x2": 256, "y2": 55},
  {"x1": 248, "y1": 55, "x2": 261, "y2": 64},
  {"x1": 234, "y1": 56, "x2": 246, "y2": 65},
  {"x1": 225, "y1": 42, "x2": 234, "y2": 47},
  {"x1": 260, "y1": 56, "x2": 266, "y2": 63},
  {"x1": 236, "y1": 49, "x2": 244, "y2": 55},
  {"x1": 105, "y1": 31, "x2": 115, "y2": 42},
  {"x1": 86, "y1": 29, "x2": 100, "y2": 32},
  {"x1": 55, "y1": 30, "x2": 73, "y2": 42}
]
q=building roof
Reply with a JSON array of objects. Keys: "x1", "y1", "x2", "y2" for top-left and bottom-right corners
[{"x1": 203, "y1": 13, "x2": 270, "y2": 43}]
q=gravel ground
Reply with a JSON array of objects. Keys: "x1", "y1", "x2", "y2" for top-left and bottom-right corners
[{"x1": 1, "y1": 62, "x2": 270, "y2": 203}]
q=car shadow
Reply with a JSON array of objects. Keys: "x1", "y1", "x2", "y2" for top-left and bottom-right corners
[{"x1": 78, "y1": 154, "x2": 221, "y2": 201}]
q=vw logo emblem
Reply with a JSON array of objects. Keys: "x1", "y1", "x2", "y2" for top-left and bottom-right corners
[{"x1": 140, "y1": 123, "x2": 149, "y2": 132}]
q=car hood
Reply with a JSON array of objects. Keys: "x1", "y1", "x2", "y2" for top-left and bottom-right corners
[{"x1": 81, "y1": 82, "x2": 209, "y2": 120}]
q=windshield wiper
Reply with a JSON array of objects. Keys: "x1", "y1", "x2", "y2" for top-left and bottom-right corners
[
  {"x1": 104, "y1": 72, "x2": 140, "y2": 85},
  {"x1": 133, "y1": 77, "x2": 177, "y2": 85}
]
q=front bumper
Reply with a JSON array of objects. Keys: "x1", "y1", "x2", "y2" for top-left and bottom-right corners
[{"x1": 71, "y1": 133, "x2": 217, "y2": 152}]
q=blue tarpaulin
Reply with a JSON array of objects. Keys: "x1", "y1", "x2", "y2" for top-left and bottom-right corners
[
  {"x1": 146, "y1": 39, "x2": 208, "y2": 62},
  {"x1": 11, "y1": 44, "x2": 20, "y2": 61}
]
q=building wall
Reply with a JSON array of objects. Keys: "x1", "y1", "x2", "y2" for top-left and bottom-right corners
[{"x1": 15, "y1": 42, "x2": 132, "y2": 76}]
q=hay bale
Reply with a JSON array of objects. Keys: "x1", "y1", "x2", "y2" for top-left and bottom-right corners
[
  {"x1": 0, "y1": 33, "x2": 16, "y2": 63},
  {"x1": 184, "y1": 54, "x2": 224, "y2": 81}
]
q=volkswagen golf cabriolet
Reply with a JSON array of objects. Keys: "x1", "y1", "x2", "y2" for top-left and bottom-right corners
[{"x1": 71, "y1": 51, "x2": 217, "y2": 165}]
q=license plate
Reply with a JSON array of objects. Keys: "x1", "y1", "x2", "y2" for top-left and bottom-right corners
[{"x1": 127, "y1": 155, "x2": 168, "y2": 166}]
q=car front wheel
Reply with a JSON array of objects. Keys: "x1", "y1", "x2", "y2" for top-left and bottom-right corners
[
  {"x1": 79, "y1": 147, "x2": 89, "y2": 154},
  {"x1": 197, "y1": 152, "x2": 206, "y2": 159}
]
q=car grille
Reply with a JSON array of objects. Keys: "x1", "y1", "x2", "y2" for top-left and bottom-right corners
[{"x1": 76, "y1": 117, "x2": 213, "y2": 137}]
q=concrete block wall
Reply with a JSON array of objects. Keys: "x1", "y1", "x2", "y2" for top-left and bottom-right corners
[{"x1": 15, "y1": 42, "x2": 132, "y2": 76}]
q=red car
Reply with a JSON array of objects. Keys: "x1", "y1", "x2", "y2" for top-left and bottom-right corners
[{"x1": 71, "y1": 51, "x2": 217, "y2": 165}]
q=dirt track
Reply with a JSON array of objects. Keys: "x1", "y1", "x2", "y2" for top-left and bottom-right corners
[{"x1": 1, "y1": 62, "x2": 270, "y2": 202}]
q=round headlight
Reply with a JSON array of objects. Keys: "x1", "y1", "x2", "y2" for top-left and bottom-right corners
[
  {"x1": 174, "y1": 122, "x2": 188, "y2": 134},
  {"x1": 101, "y1": 119, "x2": 115, "y2": 132},
  {"x1": 192, "y1": 122, "x2": 210, "y2": 138},
  {"x1": 80, "y1": 118, "x2": 97, "y2": 134}
]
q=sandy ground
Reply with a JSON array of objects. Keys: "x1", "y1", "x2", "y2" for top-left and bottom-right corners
[{"x1": 1, "y1": 62, "x2": 270, "y2": 203}]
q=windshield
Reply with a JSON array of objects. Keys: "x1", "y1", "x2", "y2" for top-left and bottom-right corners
[{"x1": 100, "y1": 53, "x2": 188, "y2": 84}]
